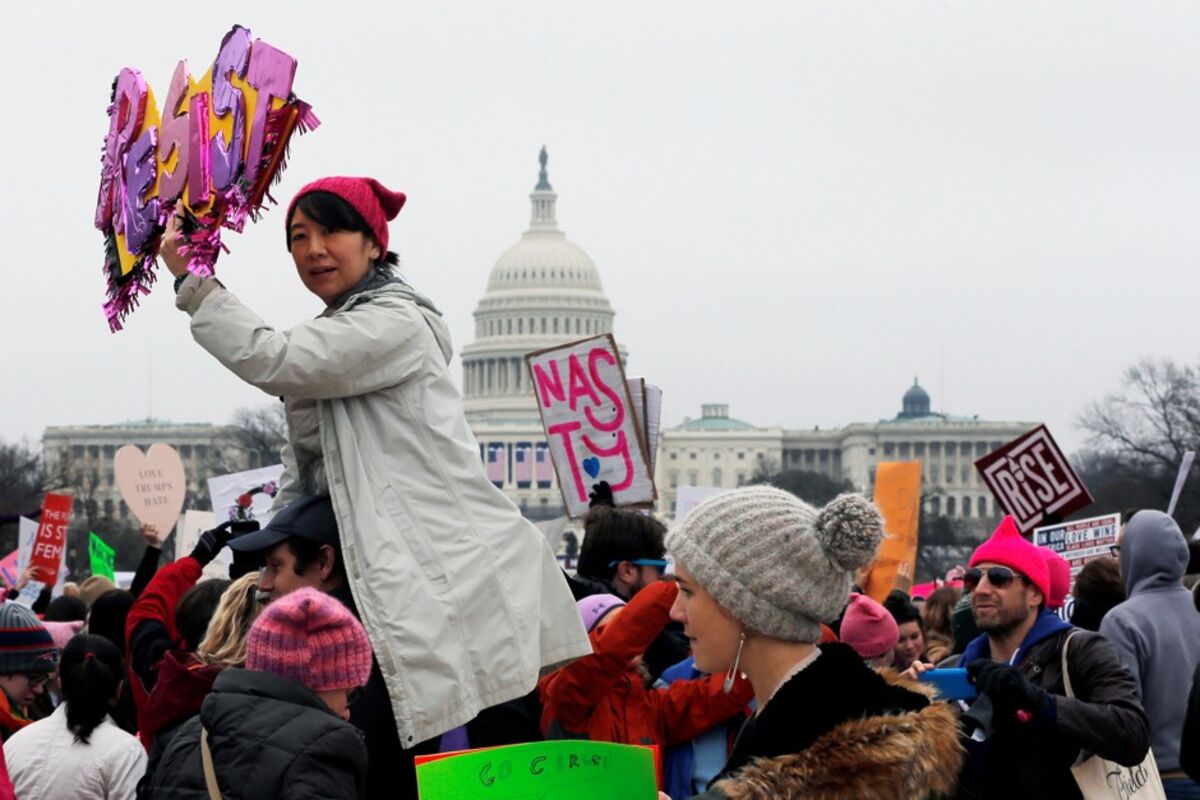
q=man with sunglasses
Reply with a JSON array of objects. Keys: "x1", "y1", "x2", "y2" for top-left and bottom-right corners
[
  {"x1": 0, "y1": 603, "x2": 58, "y2": 742},
  {"x1": 934, "y1": 515, "x2": 1150, "y2": 799}
]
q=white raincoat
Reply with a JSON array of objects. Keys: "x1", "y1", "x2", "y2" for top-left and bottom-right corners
[{"x1": 178, "y1": 276, "x2": 590, "y2": 745}]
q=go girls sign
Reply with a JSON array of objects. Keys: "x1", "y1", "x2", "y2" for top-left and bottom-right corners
[{"x1": 526, "y1": 335, "x2": 656, "y2": 518}]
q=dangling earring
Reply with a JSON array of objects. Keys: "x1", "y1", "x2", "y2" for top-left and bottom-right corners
[{"x1": 724, "y1": 630, "x2": 746, "y2": 694}]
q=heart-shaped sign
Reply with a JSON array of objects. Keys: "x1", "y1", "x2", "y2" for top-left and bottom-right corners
[
  {"x1": 582, "y1": 456, "x2": 601, "y2": 480},
  {"x1": 114, "y1": 444, "x2": 187, "y2": 543}
]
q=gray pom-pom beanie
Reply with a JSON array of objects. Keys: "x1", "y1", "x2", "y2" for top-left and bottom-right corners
[{"x1": 666, "y1": 486, "x2": 884, "y2": 642}]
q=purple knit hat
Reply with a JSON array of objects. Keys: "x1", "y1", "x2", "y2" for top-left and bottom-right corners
[
  {"x1": 576, "y1": 594, "x2": 626, "y2": 633},
  {"x1": 246, "y1": 588, "x2": 372, "y2": 692}
]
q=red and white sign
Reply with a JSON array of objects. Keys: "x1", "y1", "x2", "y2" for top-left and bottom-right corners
[
  {"x1": 975, "y1": 425, "x2": 1092, "y2": 534},
  {"x1": 526, "y1": 334, "x2": 656, "y2": 518},
  {"x1": 30, "y1": 493, "x2": 72, "y2": 585}
]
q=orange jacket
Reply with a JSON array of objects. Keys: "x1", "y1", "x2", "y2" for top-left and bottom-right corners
[{"x1": 539, "y1": 581, "x2": 753, "y2": 746}]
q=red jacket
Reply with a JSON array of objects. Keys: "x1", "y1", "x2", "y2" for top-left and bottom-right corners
[
  {"x1": 141, "y1": 650, "x2": 224, "y2": 749},
  {"x1": 125, "y1": 556, "x2": 204, "y2": 743},
  {"x1": 539, "y1": 580, "x2": 753, "y2": 746}
]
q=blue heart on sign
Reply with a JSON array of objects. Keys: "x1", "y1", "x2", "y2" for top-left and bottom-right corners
[{"x1": 582, "y1": 457, "x2": 601, "y2": 479}]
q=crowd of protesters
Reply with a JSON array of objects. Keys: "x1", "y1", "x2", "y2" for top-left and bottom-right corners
[{"x1": 0, "y1": 174, "x2": 1197, "y2": 798}]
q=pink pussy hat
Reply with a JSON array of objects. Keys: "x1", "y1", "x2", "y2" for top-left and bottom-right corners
[
  {"x1": 1039, "y1": 547, "x2": 1071, "y2": 611},
  {"x1": 287, "y1": 176, "x2": 406, "y2": 253},
  {"x1": 970, "y1": 516, "x2": 1051, "y2": 601},
  {"x1": 576, "y1": 594, "x2": 626, "y2": 633},
  {"x1": 246, "y1": 587, "x2": 372, "y2": 691}
]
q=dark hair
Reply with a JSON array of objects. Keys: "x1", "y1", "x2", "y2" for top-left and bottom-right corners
[
  {"x1": 884, "y1": 590, "x2": 924, "y2": 629},
  {"x1": 175, "y1": 579, "x2": 231, "y2": 651},
  {"x1": 44, "y1": 595, "x2": 87, "y2": 623},
  {"x1": 287, "y1": 191, "x2": 400, "y2": 268},
  {"x1": 87, "y1": 589, "x2": 134, "y2": 655},
  {"x1": 575, "y1": 507, "x2": 666, "y2": 583},
  {"x1": 285, "y1": 537, "x2": 345, "y2": 582},
  {"x1": 59, "y1": 634, "x2": 123, "y2": 744},
  {"x1": 1070, "y1": 558, "x2": 1125, "y2": 631}
]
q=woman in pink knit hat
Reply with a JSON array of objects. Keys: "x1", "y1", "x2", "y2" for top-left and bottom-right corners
[
  {"x1": 145, "y1": 587, "x2": 371, "y2": 799},
  {"x1": 158, "y1": 176, "x2": 589, "y2": 799}
]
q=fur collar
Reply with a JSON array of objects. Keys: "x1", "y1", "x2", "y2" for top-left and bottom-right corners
[{"x1": 712, "y1": 664, "x2": 964, "y2": 799}]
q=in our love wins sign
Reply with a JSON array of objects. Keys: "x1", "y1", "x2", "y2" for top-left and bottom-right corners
[
  {"x1": 526, "y1": 335, "x2": 656, "y2": 518},
  {"x1": 975, "y1": 425, "x2": 1093, "y2": 534}
]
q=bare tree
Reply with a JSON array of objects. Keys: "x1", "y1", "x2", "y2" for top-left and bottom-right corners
[
  {"x1": 229, "y1": 404, "x2": 288, "y2": 469},
  {"x1": 0, "y1": 439, "x2": 44, "y2": 517}
]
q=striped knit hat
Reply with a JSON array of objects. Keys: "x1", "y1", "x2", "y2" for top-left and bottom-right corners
[
  {"x1": 246, "y1": 588, "x2": 372, "y2": 692},
  {"x1": 0, "y1": 603, "x2": 58, "y2": 674},
  {"x1": 666, "y1": 487, "x2": 884, "y2": 642}
]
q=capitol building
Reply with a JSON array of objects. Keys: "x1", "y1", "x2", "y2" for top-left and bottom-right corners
[{"x1": 462, "y1": 150, "x2": 1037, "y2": 524}]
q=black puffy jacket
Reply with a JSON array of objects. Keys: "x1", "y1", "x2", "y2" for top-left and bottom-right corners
[{"x1": 146, "y1": 668, "x2": 367, "y2": 800}]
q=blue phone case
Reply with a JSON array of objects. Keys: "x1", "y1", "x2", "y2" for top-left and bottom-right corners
[{"x1": 918, "y1": 668, "x2": 977, "y2": 701}]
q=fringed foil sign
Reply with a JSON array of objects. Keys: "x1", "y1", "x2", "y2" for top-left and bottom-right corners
[{"x1": 94, "y1": 25, "x2": 320, "y2": 331}]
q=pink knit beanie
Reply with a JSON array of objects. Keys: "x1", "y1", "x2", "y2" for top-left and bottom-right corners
[
  {"x1": 287, "y1": 176, "x2": 406, "y2": 252},
  {"x1": 1039, "y1": 547, "x2": 1071, "y2": 611},
  {"x1": 42, "y1": 620, "x2": 84, "y2": 653},
  {"x1": 246, "y1": 588, "x2": 372, "y2": 692},
  {"x1": 839, "y1": 593, "x2": 899, "y2": 659},
  {"x1": 576, "y1": 594, "x2": 626, "y2": 633},
  {"x1": 970, "y1": 516, "x2": 1051, "y2": 601}
]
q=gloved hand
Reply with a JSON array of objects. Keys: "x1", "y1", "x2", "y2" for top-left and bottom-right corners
[
  {"x1": 967, "y1": 659, "x2": 1052, "y2": 721},
  {"x1": 189, "y1": 521, "x2": 238, "y2": 567},
  {"x1": 588, "y1": 480, "x2": 615, "y2": 508}
]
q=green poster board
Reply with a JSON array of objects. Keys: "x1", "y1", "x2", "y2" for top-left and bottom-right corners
[
  {"x1": 88, "y1": 532, "x2": 115, "y2": 581},
  {"x1": 416, "y1": 740, "x2": 657, "y2": 799}
]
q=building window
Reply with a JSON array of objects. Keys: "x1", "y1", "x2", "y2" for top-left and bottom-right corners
[
  {"x1": 712, "y1": 469, "x2": 722, "y2": 486},
  {"x1": 670, "y1": 501, "x2": 678, "y2": 515},
  {"x1": 713, "y1": 452, "x2": 721, "y2": 460},
  {"x1": 518, "y1": 319, "x2": 523, "y2": 334},
  {"x1": 868, "y1": 447, "x2": 876, "y2": 456},
  {"x1": 690, "y1": 452, "x2": 697, "y2": 460},
  {"x1": 541, "y1": 318, "x2": 547, "y2": 334},
  {"x1": 669, "y1": 472, "x2": 678, "y2": 488},
  {"x1": 977, "y1": 496, "x2": 988, "y2": 517},
  {"x1": 930, "y1": 442, "x2": 941, "y2": 455},
  {"x1": 975, "y1": 442, "x2": 987, "y2": 456},
  {"x1": 669, "y1": 452, "x2": 677, "y2": 461},
  {"x1": 553, "y1": 318, "x2": 558, "y2": 334},
  {"x1": 883, "y1": 443, "x2": 895, "y2": 456},
  {"x1": 961, "y1": 466, "x2": 971, "y2": 484},
  {"x1": 898, "y1": 443, "x2": 911, "y2": 458},
  {"x1": 915, "y1": 442, "x2": 925, "y2": 456},
  {"x1": 929, "y1": 496, "x2": 941, "y2": 516},
  {"x1": 947, "y1": 496, "x2": 957, "y2": 516},
  {"x1": 945, "y1": 442, "x2": 957, "y2": 456},
  {"x1": 962, "y1": 497, "x2": 971, "y2": 518},
  {"x1": 737, "y1": 472, "x2": 746, "y2": 486},
  {"x1": 945, "y1": 466, "x2": 954, "y2": 484},
  {"x1": 737, "y1": 452, "x2": 745, "y2": 460},
  {"x1": 688, "y1": 471, "x2": 698, "y2": 485}
]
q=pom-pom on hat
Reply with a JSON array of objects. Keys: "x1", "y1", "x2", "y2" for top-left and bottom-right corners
[
  {"x1": 287, "y1": 177, "x2": 406, "y2": 253},
  {"x1": 665, "y1": 487, "x2": 884, "y2": 642},
  {"x1": 1039, "y1": 547, "x2": 1071, "y2": 611},
  {"x1": 969, "y1": 516, "x2": 1051, "y2": 601},
  {"x1": 840, "y1": 593, "x2": 900, "y2": 659},
  {"x1": 0, "y1": 603, "x2": 59, "y2": 674},
  {"x1": 577, "y1": 594, "x2": 626, "y2": 633},
  {"x1": 246, "y1": 587, "x2": 372, "y2": 692}
]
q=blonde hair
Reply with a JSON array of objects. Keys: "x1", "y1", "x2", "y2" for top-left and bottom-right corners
[{"x1": 194, "y1": 571, "x2": 263, "y2": 668}]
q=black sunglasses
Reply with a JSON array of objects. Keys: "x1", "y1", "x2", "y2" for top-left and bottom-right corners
[{"x1": 963, "y1": 566, "x2": 1018, "y2": 590}]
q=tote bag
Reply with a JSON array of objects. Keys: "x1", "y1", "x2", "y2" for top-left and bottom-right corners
[{"x1": 1062, "y1": 630, "x2": 1166, "y2": 800}]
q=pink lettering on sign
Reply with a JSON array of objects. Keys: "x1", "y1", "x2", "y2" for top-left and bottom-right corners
[{"x1": 526, "y1": 335, "x2": 656, "y2": 518}]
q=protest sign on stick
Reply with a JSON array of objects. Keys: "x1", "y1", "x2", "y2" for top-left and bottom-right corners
[
  {"x1": 94, "y1": 25, "x2": 320, "y2": 331},
  {"x1": 115, "y1": 444, "x2": 187, "y2": 542},
  {"x1": 415, "y1": 740, "x2": 658, "y2": 799},
  {"x1": 864, "y1": 462, "x2": 922, "y2": 602},
  {"x1": 30, "y1": 493, "x2": 71, "y2": 586},
  {"x1": 207, "y1": 464, "x2": 284, "y2": 524},
  {"x1": 89, "y1": 532, "x2": 117, "y2": 581},
  {"x1": 975, "y1": 425, "x2": 1092, "y2": 534},
  {"x1": 1167, "y1": 451, "x2": 1195, "y2": 517},
  {"x1": 1034, "y1": 513, "x2": 1120, "y2": 577},
  {"x1": 526, "y1": 335, "x2": 656, "y2": 518}
]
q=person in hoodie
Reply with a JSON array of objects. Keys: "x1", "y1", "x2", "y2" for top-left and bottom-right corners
[
  {"x1": 909, "y1": 516, "x2": 1150, "y2": 799},
  {"x1": 160, "y1": 176, "x2": 589, "y2": 799},
  {"x1": 1100, "y1": 510, "x2": 1200, "y2": 798},
  {"x1": 665, "y1": 487, "x2": 963, "y2": 799}
]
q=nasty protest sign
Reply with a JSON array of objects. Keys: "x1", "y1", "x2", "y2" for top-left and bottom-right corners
[
  {"x1": 415, "y1": 740, "x2": 658, "y2": 799},
  {"x1": 1034, "y1": 513, "x2": 1120, "y2": 576},
  {"x1": 864, "y1": 462, "x2": 922, "y2": 602},
  {"x1": 975, "y1": 425, "x2": 1092, "y2": 534},
  {"x1": 30, "y1": 493, "x2": 72, "y2": 585},
  {"x1": 526, "y1": 335, "x2": 656, "y2": 518},
  {"x1": 115, "y1": 444, "x2": 187, "y2": 542},
  {"x1": 89, "y1": 532, "x2": 117, "y2": 581}
]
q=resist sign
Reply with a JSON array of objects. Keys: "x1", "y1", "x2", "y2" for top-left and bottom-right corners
[
  {"x1": 526, "y1": 335, "x2": 656, "y2": 518},
  {"x1": 30, "y1": 493, "x2": 72, "y2": 585},
  {"x1": 975, "y1": 425, "x2": 1093, "y2": 534}
]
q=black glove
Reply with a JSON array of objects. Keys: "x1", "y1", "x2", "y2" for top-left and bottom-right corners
[
  {"x1": 967, "y1": 659, "x2": 1051, "y2": 721},
  {"x1": 189, "y1": 521, "x2": 239, "y2": 567},
  {"x1": 588, "y1": 480, "x2": 615, "y2": 508}
]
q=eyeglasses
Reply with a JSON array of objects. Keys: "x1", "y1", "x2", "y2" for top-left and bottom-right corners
[
  {"x1": 963, "y1": 566, "x2": 1018, "y2": 591},
  {"x1": 21, "y1": 674, "x2": 50, "y2": 689},
  {"x1": 608, "y1": 559, "x2": 669, "y2": 575}
]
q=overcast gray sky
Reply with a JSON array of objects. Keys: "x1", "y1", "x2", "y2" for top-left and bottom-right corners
[{"x1": 3, "y1": 1, "x2": 1198, "y2": 454}]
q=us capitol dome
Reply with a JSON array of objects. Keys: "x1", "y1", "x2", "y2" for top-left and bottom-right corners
[{"x1": 461, "y1": 148, "x2": 626, "y2": 518}]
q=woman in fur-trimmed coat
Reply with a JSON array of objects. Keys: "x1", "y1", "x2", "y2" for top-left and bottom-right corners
[{"x1": 664, "y1": 487, "x2": 963, "y2": 799}]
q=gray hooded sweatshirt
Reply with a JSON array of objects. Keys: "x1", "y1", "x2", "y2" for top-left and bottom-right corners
[{"x1": 1101, "y1": 510, "x2": 1200, "y2": 773}]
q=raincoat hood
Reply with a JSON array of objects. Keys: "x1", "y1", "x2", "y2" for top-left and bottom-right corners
[{"x1": 1120, "y1": 510, "x2": 1189, "y2": 596}]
